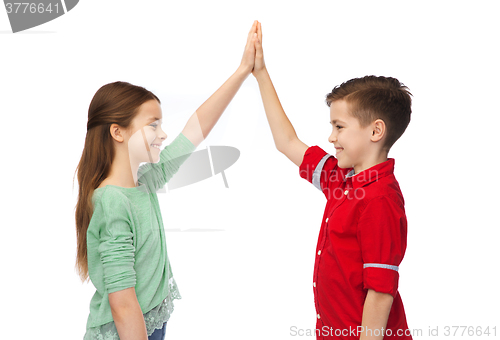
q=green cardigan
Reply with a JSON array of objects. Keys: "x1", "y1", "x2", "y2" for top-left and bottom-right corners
[{"x1": 85, "y1": 132, "x2": 196, "y2": 329}]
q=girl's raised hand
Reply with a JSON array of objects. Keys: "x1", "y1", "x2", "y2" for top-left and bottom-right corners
[
  {"x1": 239, "y1": 20, "x2": 258, "y2": 75},
  {"x1": 252, "y1": 21, "x2": 265, "y2": 77}
]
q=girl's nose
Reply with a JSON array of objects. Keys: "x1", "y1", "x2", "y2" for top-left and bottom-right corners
[{"x1": 158, "y1": 126, "x2": 167, "y2": 140}]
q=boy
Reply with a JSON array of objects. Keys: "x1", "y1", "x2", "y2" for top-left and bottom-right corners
[{"x1": 251, "y1": 21, "x2": 412, "y2": 340}]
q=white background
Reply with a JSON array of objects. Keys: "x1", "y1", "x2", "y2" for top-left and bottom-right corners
[{"x1": 1, "y1": 0, "x2": 499, "y2": 339}]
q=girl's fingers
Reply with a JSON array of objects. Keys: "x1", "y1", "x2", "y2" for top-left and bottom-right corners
[
  {"x1": 245, "y1": 21, "x2": 257, "y2": 48},
  {"x1": 246, "y1": 33, "x2": 257, "y2": 53},
  {"x1": 247, "y1": 20, "x2": 257, "y2": 38}
]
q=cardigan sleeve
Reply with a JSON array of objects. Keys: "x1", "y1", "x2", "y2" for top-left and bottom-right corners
[
  {"x1": 98, "y1": 190, "x2": 137, "y2": 294},
  {"x1": 137, "y1": 132, "x2": 197, "y2": 192}
]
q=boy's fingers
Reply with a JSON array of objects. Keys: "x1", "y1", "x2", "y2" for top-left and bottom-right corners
[
  {"x1": 255, "y1": 38, "x2": 263, "y2": 57},
  {"x1": 256, "y1": 41, "x2": 262, "y2": 54},
  {"x1": 255, "y1": 34, "x2": 262, "y2": 49},
  {"x1": 258, "y1": 22, "x2": 262, "y2": 43}
]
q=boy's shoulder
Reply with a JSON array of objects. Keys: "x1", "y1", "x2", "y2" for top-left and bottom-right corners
[{"x1": 358, "y1": 173, "x2": 405, "y2": 212}]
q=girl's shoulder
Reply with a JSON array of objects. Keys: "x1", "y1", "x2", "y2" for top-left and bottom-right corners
[
  {"x1": 89, "y1": 186, "x2": 134, "y2": 230},
  {"x1": 93, "y1": 185, "x2": 132, "y2": 212}
]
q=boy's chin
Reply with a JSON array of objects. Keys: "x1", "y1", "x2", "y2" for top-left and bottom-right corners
[{"x1": 336, "y1": 160, "x2": 349, "y2": 169}]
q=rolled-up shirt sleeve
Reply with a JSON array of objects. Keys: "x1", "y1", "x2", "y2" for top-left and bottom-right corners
[
  {"x1": 299, "y1": 145, "x2": 349, "y2": 199},
  {"x1": 98, "y1": 192, "x2": 136, "y2": 294},
  {"x1": 357, "y1": 195, "x2": 407, "y2": 298}
]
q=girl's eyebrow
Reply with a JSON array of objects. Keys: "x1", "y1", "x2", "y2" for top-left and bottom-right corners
[{"x1": 148, "y1": 117, "x2": 162, "y2": 122}]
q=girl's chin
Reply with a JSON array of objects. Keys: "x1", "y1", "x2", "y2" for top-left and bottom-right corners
[{"x1": 143, "y1": 153, "x2": 160, "y2": 163}]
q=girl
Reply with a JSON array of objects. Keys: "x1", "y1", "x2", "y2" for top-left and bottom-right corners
[{"x1": 75, "y1": 21, "x2": 259, "y2": 340}]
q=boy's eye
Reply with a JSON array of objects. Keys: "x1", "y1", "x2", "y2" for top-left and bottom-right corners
[{"x1": 336, "y1": 125, "x2": 343, "y2": 129}]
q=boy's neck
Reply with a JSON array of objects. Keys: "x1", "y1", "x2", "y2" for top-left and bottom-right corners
[{"x1": 352, "y1": 151, "x2": 389, "y2": 175}]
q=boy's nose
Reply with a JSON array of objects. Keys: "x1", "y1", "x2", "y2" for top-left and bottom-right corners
[{"x1": 328, "y1": 132, "x2": 337, "y2": 143}]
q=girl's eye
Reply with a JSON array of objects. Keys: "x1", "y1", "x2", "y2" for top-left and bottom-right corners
[{"x1": 150, "y1": 124, "x2": 158, "y2": 129}]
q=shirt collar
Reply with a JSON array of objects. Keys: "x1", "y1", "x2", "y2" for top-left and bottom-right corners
[{"x1": 345, "y1": 158, "x2": 395, "y2": 189}]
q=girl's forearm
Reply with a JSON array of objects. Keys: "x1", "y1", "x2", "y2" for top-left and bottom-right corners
[
  {"x1": 112, "y1": 305, "x2": 148, "y2": 340},
  {"x1": 182, "y1": 66, "x2": 250, "y2": 147},
  {"x1": 254, "y1": 67, "x2": 299, "y2": 152},
  {"x1": 109, "y1": 288, "x2": 148, "y2": 340}
]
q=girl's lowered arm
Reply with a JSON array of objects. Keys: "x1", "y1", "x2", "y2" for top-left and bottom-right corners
[
  {"x1": 182, "y1": 21, "x2": 258, "y2": 147},
  {"x1": 109, "y1": 287, "x2": 148, "y2": 340}
]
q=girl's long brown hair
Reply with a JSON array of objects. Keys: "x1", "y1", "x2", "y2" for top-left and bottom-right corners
[{"x1": 73, "y1": 81, "x2": 160, "y2": 283}]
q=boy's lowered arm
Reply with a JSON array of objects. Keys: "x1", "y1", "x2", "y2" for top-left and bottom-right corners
[{"x1": 252, "y1": 22, "x2": 308, "y2": 167}]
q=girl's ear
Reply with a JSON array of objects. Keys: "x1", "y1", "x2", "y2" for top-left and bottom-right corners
[
  {"x1": 370, "y1": 119, "x2": 386, "y2": 143},
  {"x1": 109, "y1": 124, "x2": 127, "y2": 143}
]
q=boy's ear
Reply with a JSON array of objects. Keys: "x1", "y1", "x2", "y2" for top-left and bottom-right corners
[{"x1": 370, "y1": 119, "x2": 386, "y2": 143}]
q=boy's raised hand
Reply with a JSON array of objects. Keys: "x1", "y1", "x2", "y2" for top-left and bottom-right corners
[
  {"x1": 239, "y1": 20, "x2": 259, "y2": 75},
  {"x1": 252, "y1": 21, "x2": 265, "y2": 77},
  {"x1": 250, "y1": 20, "x2": 309, "y2": 167}
]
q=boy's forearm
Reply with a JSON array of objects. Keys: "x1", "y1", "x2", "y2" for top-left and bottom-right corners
[
  {"x1": 183, "y1": 66, "x2": 250, "y2": 147},
  {"x1": 359, "y1": 289, "x2": 394, "y2": 340},
  {"x1": 254, "y1": 67, "x2": 299, "y2": 152}
]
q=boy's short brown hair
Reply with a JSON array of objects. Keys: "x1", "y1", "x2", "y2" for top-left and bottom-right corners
[{"x1": 325, "y1": 75, "x2": 412, "y2": 151}]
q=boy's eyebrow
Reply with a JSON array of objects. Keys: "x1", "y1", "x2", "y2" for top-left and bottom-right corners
[{"x1": 330, "y1": 119, "x2": 346, "y2": 125}]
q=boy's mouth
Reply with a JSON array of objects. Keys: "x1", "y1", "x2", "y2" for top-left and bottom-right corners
[{"x1": 335, "y1": 147, "x2": 344, "y2": 154}]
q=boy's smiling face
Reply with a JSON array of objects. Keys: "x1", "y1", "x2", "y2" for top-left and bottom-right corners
[{"x1": 328, "y1": 99, "x2": 375, "y2": 173}]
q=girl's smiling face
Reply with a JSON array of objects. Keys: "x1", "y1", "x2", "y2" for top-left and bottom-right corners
[
  {"x1": 126, "y1": 99, "x2": 167, "y2": 164},
  {"x1": 328, "y1": 99, "x2": 373, "y2": 173}
]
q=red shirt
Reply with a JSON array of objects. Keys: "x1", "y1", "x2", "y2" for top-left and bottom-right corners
[{"x1": 299, "y1": 145, "x2": 412, "y2": 340}]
